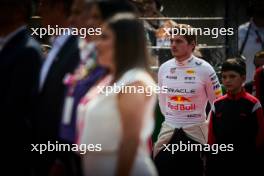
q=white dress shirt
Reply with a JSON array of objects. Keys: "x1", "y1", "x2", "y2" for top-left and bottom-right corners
[
  {"x1": 239, "y1": 19, "x2": 264, "y2": 83},
  {"x1": 39, "y1": 33, "x2": 71, "y2": 90}
]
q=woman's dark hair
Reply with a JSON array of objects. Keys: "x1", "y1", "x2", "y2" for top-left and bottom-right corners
[
  {"x1": 106, "y1": 13, "x2": 150, "y2": 81},
  {"x1": 221, "y1": 57, "x2": 246, "y2": 76}
]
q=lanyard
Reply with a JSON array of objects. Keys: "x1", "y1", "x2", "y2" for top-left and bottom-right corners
[{"x1": 255, "y1": 30, "x2": 264, "y2": 49}]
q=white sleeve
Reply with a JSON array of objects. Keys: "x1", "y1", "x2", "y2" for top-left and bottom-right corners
[
  {"x1": 158, "y1": 65, "x2": 166, "y2": 116},
  {"x1": 204, "y1": 64, "x2": 222, "y2": 106},
  {"x1": 238, "y1": 24, "x2": 248, "y2": 51},
  {"x1": 238, "y1": 27, "x2": 244, "y2": 50}
]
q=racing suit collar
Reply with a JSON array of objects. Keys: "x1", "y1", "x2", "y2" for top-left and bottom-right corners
[
  {"x1": 227, "y1": 88, "x2": 246, "y2": 100},
  {"x1": 174, "y1": 55, "x2": 194, "y2": 66}
]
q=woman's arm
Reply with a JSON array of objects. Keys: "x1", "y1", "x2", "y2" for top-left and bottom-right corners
[{"x1": 116, "y1": 81, "x2": 150, "y2": 176}]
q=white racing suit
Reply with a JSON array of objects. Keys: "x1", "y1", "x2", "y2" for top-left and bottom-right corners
[{"x1": 154, "y1": 55, "x2": 222, "y2": 175}]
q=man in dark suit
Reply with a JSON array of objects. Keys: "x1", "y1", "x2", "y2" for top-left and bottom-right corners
[
  {"x1": 0, "y1": 0, "x2": 42, "y2": 175},
  {"x1": 34, "y1": 0, "x2": 80, "y2": 175}
]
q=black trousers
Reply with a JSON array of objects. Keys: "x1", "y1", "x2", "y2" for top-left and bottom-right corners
[
  {"x1": 154, "y1": 128, "x2": 204, "y2": 176},
  {"x1": 205, "y1": 147, "x2": 262, "y2": 176}
]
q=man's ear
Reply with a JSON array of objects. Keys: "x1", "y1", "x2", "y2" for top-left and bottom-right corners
[{"x1": 191, "y1": 41, "x2": 196, "y2": 51}]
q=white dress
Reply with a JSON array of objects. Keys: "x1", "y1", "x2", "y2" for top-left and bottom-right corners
[{"x1": 78, "y1": 68, "x2": 158, "y2": 176}]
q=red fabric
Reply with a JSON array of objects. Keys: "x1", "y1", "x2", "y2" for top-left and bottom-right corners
[
  {"x1": 254, "y1": 67, "x2": 263, "y2": 101},
  {"x1": 208, "y1": 111, "x2": 216, "y2": 145}
]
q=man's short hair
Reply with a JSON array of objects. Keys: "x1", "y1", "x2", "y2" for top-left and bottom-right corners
[
  {"x1": 221, "y1": 57, "x2": 246, "y2": 76},
  {"x1": 169, "y1": 23, "x2": 197, "y2": 51},
  {"x1": 173, "y1": 23, "x2": 197, "y2": 45}
]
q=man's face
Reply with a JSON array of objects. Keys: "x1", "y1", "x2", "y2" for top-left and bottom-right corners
[
  {"x1": 38, "y1": 0, "x2": 68, "y2": 28},
  {"x1": 170, "y1": 35, "x2": 194, "y2": 59},
  {"x1": 80, "y1": 4, "x2": 102, "y2": 29},
  {"x1": 68, "y1": 0, "x2": 84, "y2": 28},
  {"x1": 69, "y1": 2, "x2": 102, "y2": 30},
  {"x1": 222, "y1": 71, "x2": 245, "y2": 94}
]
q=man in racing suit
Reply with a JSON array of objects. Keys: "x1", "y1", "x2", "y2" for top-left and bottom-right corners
[{"x1": 154, "y1": 24, "x2": 222, "y2": 176}]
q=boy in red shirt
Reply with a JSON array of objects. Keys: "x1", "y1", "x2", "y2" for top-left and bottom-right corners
[{"x1": 207, "y1": 58, "x2": 264, "y2": 176}]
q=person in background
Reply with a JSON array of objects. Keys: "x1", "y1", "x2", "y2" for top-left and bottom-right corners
[
  {"x1": 78, "y1": 13, "x2": 158, "y2": 176},
  {"x1": 244, "y1": 50, "x2": 264, "y2": 95},
  {"x1": 60, "y1": 0, "x2": 107, "y2": 148},
  {"x1": 55, "y1": 1, "x2": 137, "y2": 175},
  {"x1": 254, "y1": 50, "x2": 264, "y2": 107},
  {"x1": 60, "y1": 0, "x2": 137, "y2": 145},
  {"x1": 34, "y1": 0, "x2": 80, "y2": 175},
  {"x1": 0, "y1": 0, "x2": 42, "y2": 175},
  {"x1": 207, "y1": 58, "x2": 264, "y2": 176},
  {"x1": 238, "y1": 0, "x2": 264, "y2": 83}
]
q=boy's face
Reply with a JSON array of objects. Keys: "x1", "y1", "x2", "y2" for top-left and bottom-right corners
[{"x1": 222, "y1": 71, "x2": 246, "y2": 94}]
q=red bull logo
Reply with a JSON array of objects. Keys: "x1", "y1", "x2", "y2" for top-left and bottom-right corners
[
  {"x1": 168, "y1": 102, "x2": 196, "y2": 111},
  {"x1": 170, "y1": 95, "x2": 191, "y2": 103}
]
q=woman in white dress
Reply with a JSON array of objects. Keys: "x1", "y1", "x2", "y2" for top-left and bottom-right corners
[{"x1": 77, "y1": 13, "x2": 158, "y2": 176}]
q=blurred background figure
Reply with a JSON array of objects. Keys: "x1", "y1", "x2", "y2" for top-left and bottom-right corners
[
  {"x1": 130, "y1": 0, "x2": 168, "y2": 66},
  {"x1": 61, "y1": 0, "x2": 137, "y2": 142},
  {"x1": 0, "y1": 0, "x2": 42, "y2": 175},
  {"x1": 60, "y1": 0, "x2": 107, "y2": 148},
  {"x1": 238, "y1": 0, "x2": 264, "y2": 83},
  {"x1": 34, "y1": 0, "x2": 80, "y2": 175},
  {"x1": 244, "y1": 50, "x2": 264, "y2": 95},
  {"x1": 78, "y1": 13, "x2": 158, "y2": 176},
  {"x1": 254, "y1": 50, "x2": 264, "y2": 107},
  {"x1": 56, "y1": 1, "x2": 136, "y2": 175}
]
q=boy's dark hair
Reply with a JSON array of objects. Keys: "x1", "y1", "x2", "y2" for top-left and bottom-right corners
[{"x1": 221, "y1": 58, "x2": 246, "y2": 76}]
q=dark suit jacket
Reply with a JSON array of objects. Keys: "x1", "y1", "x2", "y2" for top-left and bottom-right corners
[
  {"x1": 35, "y1": 35, "x2": 80, "y2": 143},
  {"x1": 0, "y1": 27, "x2": 42, "y2": 175}
]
